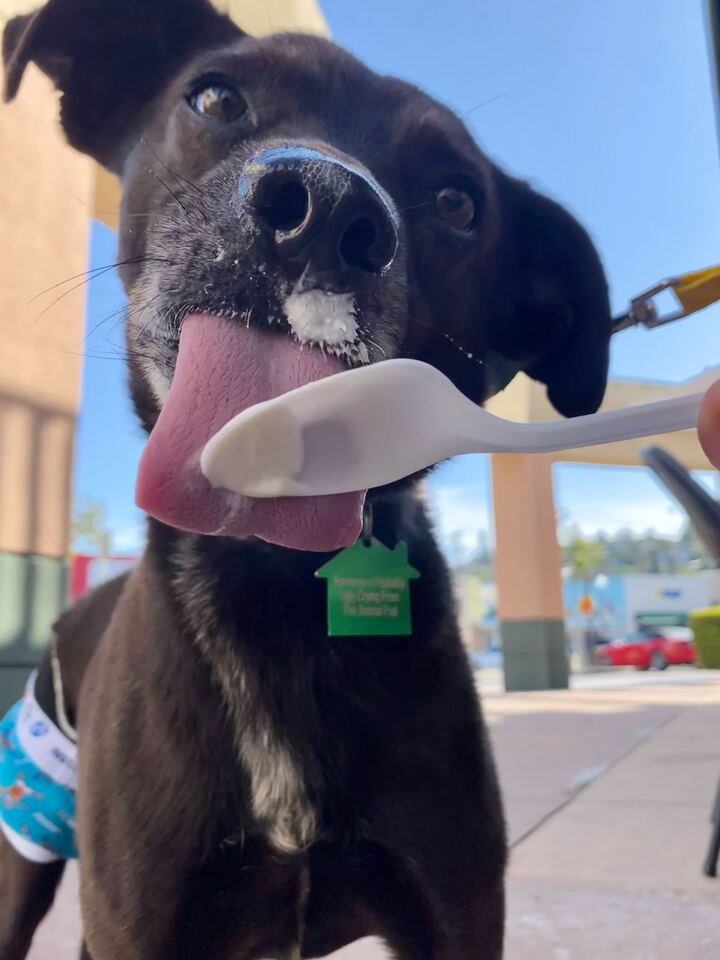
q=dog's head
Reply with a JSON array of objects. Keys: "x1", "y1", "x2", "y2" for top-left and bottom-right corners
[{"x1": 4, "y1": 0, "x2": 612, "y2": 551}]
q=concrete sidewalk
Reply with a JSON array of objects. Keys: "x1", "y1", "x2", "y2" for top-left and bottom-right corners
[
  {"x1": 491, "y1": 670, "x2": 720, "y2": 958},
  {"x1": 26, "y1": 669, "x2": 720, "y2": 959}
]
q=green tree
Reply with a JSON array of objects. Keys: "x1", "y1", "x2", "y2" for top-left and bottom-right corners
[
  {"x1": 71, "y1": 498, "x2": 111, "y2": 556},
  {"x1": 564, "y1": 536, "x2": 605, "y2": 585}
]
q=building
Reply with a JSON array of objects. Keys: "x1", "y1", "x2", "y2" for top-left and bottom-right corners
[
  {"x1": 455, "y1": 569, "x2": 720, "y2": 669},
  {"x1": 1, "y1": 0, "x2": 718, "y2": 707},
  {"x1": 564, "y1": 570, "x2": 720, "y2": 645},
  {"x1": 0, "y1": 0, "x2": 328, "y2": 711}
]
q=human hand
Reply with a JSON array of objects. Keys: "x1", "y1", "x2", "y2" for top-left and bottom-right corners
[{"x1": 698, "y1": 380, "x2": 720, "y2": 469}]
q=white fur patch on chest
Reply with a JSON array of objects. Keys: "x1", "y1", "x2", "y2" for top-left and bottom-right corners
[
  {"x1": 284, "y1": 289, "x2": 358, "y2": 347},
  {"x1": 238, "y1": 723, "x2": 316, "y2": 854},
  {"x1": 209, "y1": 652, "x2": 317, "y2": 854},
  {"x1": 174, "y1": 514, "x2": 318, "y2": 855}
]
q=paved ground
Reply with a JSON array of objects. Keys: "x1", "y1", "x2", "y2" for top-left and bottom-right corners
[
  {"x1": 26, "y1": 667, "x2": 720, "y2": 959},
  {"x1": 493, "y1": 669, "x2": 720, "y2": 959}
]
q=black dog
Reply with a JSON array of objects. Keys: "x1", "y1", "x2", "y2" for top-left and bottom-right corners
[{"x1": 1, "y1": 1, "x2": 611, "y2": 957}]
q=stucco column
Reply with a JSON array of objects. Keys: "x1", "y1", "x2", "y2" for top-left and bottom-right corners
[
  {"x1": 0, "y1": 0, "x2": 330, "y2": 713},
  {"x1": 0, "y1": 62, "x2": 93, "y2": 709},
  {"x1": 491, "y1": 452, "x2": 568, "y2": 691}
]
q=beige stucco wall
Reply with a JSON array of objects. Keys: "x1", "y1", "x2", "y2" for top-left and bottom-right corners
[
  {"x1": 0, "y1": 1, "x2": 39, "y2": 17},
  {"x1": 0, "y1": 0, "x2": 328, "y2": 27},
  {"x1": 0, "y1": 0, "x2": 328, "y2": 560},
  {"x1": 487, "y1": 369, "x2": 714, "y2": 469},
  {"x1": 221, "y1": 0, "x2": 328, "y2": 35},
  {"x1": 0, "y1": 64, "x2": 93, "y2": 557}
]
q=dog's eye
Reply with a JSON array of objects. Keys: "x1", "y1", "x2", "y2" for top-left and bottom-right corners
[
  {"x1": 435, "y1": 187, "x2": 476, "y2": 230},
  {"x1": 188, "y1": 81, "x2": 247, "y2": 122}
]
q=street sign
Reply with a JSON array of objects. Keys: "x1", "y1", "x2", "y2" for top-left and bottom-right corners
[{"x1": 578, "y1": 594, "x2": 595, "y2": 616}]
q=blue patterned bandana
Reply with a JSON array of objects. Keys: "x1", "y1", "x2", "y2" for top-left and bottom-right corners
[{"x1": 0, "y1": 674, "x2": 77, "y2": 862}]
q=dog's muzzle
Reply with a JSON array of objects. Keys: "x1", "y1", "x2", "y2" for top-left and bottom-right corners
[{"x1": 240, "y1": 145, "x2": 399, "y2": 290}]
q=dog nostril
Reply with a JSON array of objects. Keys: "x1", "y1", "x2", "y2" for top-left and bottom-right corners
[
  {"x1": 260, "y1": 179, "x2": 310, "y2": 232},
  {"x1": 340, "y1": 216, "x2": 389, "y2": 273}
]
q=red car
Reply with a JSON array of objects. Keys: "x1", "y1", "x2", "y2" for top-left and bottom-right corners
[{"x1": 594, "y1": 626, "x2": 696, "y2": 671}]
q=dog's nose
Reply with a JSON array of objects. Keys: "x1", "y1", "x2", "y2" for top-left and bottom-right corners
[{"x1": 247, "y1": 147, "x2": 398, "y2": 280}]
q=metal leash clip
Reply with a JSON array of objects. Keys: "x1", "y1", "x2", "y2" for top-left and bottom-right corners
[{"x1": 613, "y1": 264, "x2": 720, "y2": 334}]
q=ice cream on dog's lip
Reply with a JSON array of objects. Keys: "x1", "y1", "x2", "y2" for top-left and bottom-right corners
[{"x1": 135, "y1": 313, "x2": 365, "y2": 552}]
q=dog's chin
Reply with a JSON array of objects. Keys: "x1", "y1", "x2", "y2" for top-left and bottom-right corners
[{"x1": 135, "y1": 312, "x2": 367, "y2": 553}]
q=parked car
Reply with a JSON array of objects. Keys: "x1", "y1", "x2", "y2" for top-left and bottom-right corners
[{"x1": 593, "y1": 626, "x2": 696, "y2": 671}]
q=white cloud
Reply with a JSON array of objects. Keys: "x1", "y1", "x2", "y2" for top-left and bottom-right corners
[
  {"x1": 570, "y1": 501, "x2": 684, "y2": 538},
  {"x1": 554, "y1": 464, "x2": 718, "y2": 539},
  {"x1": 426, "y1": 485, "x2": 491, "y2": 561},
  {"x1": 111, "y1": 523, "x2": 146, "y2": 555},
  {"x1": 430, "y1": 468, "x2": 705, "y2": 549}
]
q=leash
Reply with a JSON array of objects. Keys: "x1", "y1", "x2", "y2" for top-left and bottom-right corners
[{"x1": 612, "y1": 264, "x2": 720, "y2": 333}]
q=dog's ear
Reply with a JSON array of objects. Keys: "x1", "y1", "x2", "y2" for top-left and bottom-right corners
[
  {"x1": 3, "y1": 0, "x2": 242, "y2": 172},
  {"x1": 494, "y1": 175, "x2": 612, "y2": 417}
]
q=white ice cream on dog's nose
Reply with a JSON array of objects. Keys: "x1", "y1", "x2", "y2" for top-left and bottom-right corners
[{"x1": 284, "y1": 289, "x2": 358, "y2": 347}]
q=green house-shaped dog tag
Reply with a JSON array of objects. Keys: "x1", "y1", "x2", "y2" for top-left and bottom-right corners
[{"x1": 315, "y1": 537, "x2": 420, "y2": 636}]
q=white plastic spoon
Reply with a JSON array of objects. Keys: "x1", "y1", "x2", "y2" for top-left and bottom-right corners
[{"x1": 200, "y1": 359, "x2": 703, "y2": 498}]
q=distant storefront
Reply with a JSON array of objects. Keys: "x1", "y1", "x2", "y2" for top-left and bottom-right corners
[
  {"x1": 454, "y1": 569, "x2": 720, "y2": 665},
  {"x1": 564, "y1": 571, "x2": 720, "y2": 647}
]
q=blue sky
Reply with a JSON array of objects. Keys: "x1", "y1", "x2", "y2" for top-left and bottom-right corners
[{"x1": 73, "y1": 0, "x2": 720, "y2": 558}]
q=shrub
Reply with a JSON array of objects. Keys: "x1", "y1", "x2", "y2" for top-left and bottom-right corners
[{"x1": 689, "y1": 607, "x2": 720, "y2": 669}]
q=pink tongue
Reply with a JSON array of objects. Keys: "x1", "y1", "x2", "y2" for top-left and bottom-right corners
[{"x1": 136, "y1": 313, "x2": 365, "y2": 552}]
